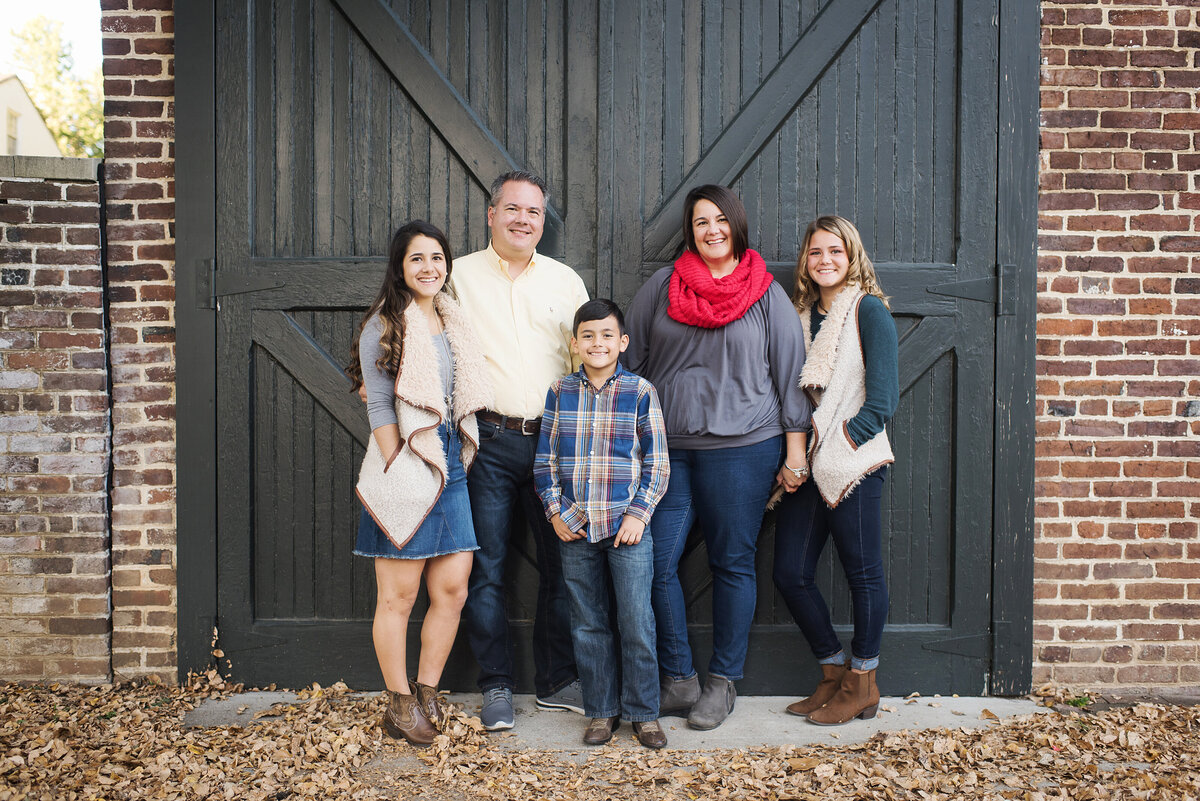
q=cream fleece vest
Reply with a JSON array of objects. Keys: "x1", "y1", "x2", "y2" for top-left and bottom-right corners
[
  {"x1": 799, "y1": 288, "x2": 894, "y2": 508},
  {"x1": 355, "y1": 293, "x2": 492, "y2": 550}
]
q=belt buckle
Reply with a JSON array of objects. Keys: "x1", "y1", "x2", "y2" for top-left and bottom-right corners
[{"x1": 519, "y1": 418, "x2": 538, "y2": 436}]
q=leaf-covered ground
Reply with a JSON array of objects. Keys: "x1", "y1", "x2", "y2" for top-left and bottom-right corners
[{"x1": 2, "y1": 672, "x2": 1197, "y2": 800}]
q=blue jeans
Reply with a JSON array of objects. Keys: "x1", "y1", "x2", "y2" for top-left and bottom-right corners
[
  {"x1": 560, "y1": 532, "x2": 658, "y2": 721},
  {"x1": 463, "y1": 419, "x2": 577, "y2": 696},
  {"x1": 650, "y1": 435, "x2": 782, "y2": 681},
  {"x1": 772, "y1": 467, "x2": 889, "y2": 671}
]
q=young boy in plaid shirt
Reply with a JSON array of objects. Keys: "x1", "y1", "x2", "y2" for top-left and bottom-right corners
[{"x1": 533, "y1": 298, "x2": 671, "y2": 749}]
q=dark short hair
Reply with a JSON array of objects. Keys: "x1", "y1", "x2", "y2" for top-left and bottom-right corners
[
  {"x1": 489, "y1": 170, "x2": 550, "y2": 209},
  {"x1": 573, "y1": 298, "x2": 626, "y2": 336},
  {"x1": 681, "y1": 184, "x2": 749, "y2": 262}
]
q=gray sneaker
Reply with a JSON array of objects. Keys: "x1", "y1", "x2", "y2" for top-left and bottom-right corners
[
  {"x1": 480, "y1": 686, "x2": 514, "y2": 731},
  {"x1": 535, "y1": 679, "x2": 585, "y2": 715}
]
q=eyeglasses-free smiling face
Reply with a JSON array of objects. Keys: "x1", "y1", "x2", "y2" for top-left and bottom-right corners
[
  {"x1": 571, "y1": 315, "x2": 628, "y2": 375},
  {"x1": 487, "y1": 179, "x2": 546, "y2": 264},
  {"x1": 805, "y1": 229, "x2": 851, "y2": 296},
  {"x1": 690, "y1": 198, "x2": 735, "y2": 269},
  {"x1": 401, "y1": 234, "x2": 447, "y2": 301}
]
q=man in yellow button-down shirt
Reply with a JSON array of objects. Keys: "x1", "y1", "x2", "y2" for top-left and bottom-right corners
[{"x1": 449, "y1": 171, "x2": 589, "y2": 731}]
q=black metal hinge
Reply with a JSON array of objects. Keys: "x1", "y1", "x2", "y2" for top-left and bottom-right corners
[
  {"x1": 926, "y1": 264, "x2": 1017, "y2": 316},
  {"x1": 196, "y1": 259, "x2": 285, "y2": 309}
]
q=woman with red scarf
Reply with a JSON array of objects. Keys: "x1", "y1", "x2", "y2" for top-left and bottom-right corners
[{"x1": 624, "y1": 185, "x2": 811, "y2": 731}]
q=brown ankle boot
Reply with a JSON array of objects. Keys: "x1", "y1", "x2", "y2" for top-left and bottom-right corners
[
  {"x1": 411, "y1": 679, "x2": 444, "y2": 728},
  {"x1": 786, "y1": 663, "x2": 847, "y2": 716},
  {"x1": 381, "y1": 690, "x2": 438, "y2": 746},
  {"x1": 807, "y1": 669, "x2": 879, "y2": 725}
]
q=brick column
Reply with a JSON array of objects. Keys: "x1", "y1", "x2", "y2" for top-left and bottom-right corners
[
  {"x1": 102, "y1": 0, "x2": 178, "y2": 680},
  {"x1": 1036, "y1": 2, "x2": 1200, "y2": 688},
  {"x1": 0, "y1": 157, "x2": 110, "y2": 682}
]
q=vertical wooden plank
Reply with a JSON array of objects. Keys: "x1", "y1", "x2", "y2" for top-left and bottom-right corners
[
  {"x1": 292, "y1": 312, "x2": 318, "y2": 618},
  {"x1": 506, "y1": 2, "x2": 526, "y2": 165},
  {"x1": 661, "y1": 0, "x2": 682, "y2": 202},
  {"x1": 253, "y1": 348, "x2": 277, "y2": 617},
  {"x1": 174, "y1": 0, "x2": 219, "y2": 676},
  {"x1": 564, "y1": 0, "x2": 599, "y2": 283},
  {"x1": 701, "y1": 0, "x2": 721, "y2": 151},
  {"x1": 609, "y1": 0, "x2": 641, "y2": 303},
  {"x1": 331, "y1": 3, "x2": 352, "y2": 254},
  {"x1": 814, "y1": 68, "x2": 837, "y2": 218},
  {"x1": 780, "y1": 0, "x2": 803, "y2": 252},
  {"x1": 992, "y1": 0, "x2": 1038, "y2": 694},
  {"x1": 682, "y1": 0, "x2": 701, "y2": 173},
  {"x1": 642, "y1": 1, "x2": 664, "y2": 219},
  {"x1": 594, "y1": 0, "x2": 615, "y2": 292},
  {"x1": 874, "y1": 0, "x2": 896, "y2": 258},
  {"x1": 274, "y1": 0, "x2": 295, "y2": 256},
  {"x1": 253, "y1": 0, "x2": 275, "y2": 257},
  {"x1": 720, "y1": 0, "x2": 739, "y2": 133},
  {"x1": 292, "y1": 0, "x2": 314, "y2": 256},
  {"x1": 313, "y1": 1, "x2": 333, "y2": 256},
  {"x1": 835, "y1": 49, "x2": 855, "y2": 219},
  {"x1": 913, "y1": 0, "x2": 935, "y2": 260},
  {"x1": 893, "y1": 0, "x2": 915, "y2": 259},
  {"x1": 855, "y1": 13, "x2": 876, "y2": 246},
  {"x1": 756, "y1": 0, "x2": 779, "y2": 258},
  {"x1": 526, "y1": 0, "x2": 546, "y2": 182},
  {"x1": 544, "y1": 0, "x2": 565, "y2": 216},
  {"x1": 932, "y1": 0, "x2": 958, "y2": 262}
]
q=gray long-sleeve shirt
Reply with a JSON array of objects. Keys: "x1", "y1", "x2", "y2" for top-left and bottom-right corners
[
  {"x1": 359, "y1": 314, "x2": 453, "y2": 430},
  {"x1": 623, "y1": 267, "x2": 812, "y2": 451}
]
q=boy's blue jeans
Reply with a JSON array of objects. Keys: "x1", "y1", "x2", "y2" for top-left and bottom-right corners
[{"x1": 559, "y1": 530, "x2": 659, "y2": 721}]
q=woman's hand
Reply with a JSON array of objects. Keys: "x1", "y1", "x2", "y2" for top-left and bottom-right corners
[
  {"x1": 777, "y1": 431, "x2": 809, "y2": 492},
  {"x1": 776, "y1": 461, "x2": 808, "y2": 493}
]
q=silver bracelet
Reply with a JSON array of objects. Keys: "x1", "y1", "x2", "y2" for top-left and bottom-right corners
[{"x1": 784, "y1": 462, "x2": 809, "y2": 479}]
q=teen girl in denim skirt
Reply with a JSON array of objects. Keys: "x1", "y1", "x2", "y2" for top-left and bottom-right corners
[{"x1": 348, "y1": 220, "x2": 492, "y2": 747}]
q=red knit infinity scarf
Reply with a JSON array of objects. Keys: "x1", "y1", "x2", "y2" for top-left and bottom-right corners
[{"x1": 667, "y1": 248, "x2": 773, "y2": 328}]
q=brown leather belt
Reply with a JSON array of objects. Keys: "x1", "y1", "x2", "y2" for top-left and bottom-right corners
[{"x1": 477, "y1": 410, "x2": 541, "y2": 436}]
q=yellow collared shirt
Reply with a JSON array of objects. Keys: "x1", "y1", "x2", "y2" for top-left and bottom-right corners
[{"x1": 449, "y1": 244, "x2": 589, "y2": 419}]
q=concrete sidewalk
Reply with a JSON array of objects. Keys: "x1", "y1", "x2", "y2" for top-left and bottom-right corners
[{"x1": 185, "y1": 690, "x2": 1046, "y2": 750}]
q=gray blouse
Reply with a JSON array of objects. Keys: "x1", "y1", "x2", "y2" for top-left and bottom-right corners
[{"x1": 359, "y1": 314, "x2": 454, "y2": 430}]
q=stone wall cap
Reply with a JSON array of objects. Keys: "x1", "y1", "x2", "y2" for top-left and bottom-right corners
[{"x1": 0, "y1": 155, "x2": 101, "y2": 182}]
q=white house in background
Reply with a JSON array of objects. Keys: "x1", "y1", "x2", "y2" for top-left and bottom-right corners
[{"x1": 0, "y1": 74, "x2": 62, "y2": 157}]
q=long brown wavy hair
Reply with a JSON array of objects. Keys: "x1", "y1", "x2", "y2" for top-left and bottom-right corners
[
  {"x1": 791, "y1": 215, "x2": 889, "y2": 313},
  {"x1": 347, "y1": 220, "x2": 453, "y2": 392}
]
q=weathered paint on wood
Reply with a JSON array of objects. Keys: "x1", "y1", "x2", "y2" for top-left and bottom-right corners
[{"x1": 175, "y1": 0, "x2": 1036, "y2": 694}]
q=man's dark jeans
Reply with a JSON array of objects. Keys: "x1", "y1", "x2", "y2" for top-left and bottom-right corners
[{"x1": 463, "y1": 419, "x2": 577, "y2": 696}]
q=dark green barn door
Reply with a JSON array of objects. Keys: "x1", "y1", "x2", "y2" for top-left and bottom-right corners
[
  {"x1": 594, "y1": 0, "x2": 1002, "y2": 695},
  {"x1": 205, "y1": 0, "x2": 1019, "y2": 693},
  {"x1": 211, "y1": 0, "x2": 596, "y2": 688}
]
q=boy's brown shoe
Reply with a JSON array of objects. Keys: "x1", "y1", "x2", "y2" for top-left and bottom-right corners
[{"x1": 633, "y1": 719, "x2": 667, "y2": 749}]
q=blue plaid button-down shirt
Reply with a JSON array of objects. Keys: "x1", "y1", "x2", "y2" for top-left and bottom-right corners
[{"x1": 534, "y1": 363, "x2": 670, "y2": 543}]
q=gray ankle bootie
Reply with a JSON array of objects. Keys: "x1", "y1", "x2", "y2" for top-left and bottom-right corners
[
  {"x1": 687, "y1": 674, "x2": 736, "y2": 730},
  {"x1": 659, "y1": 674, "x2": 701, "y2": 717}
]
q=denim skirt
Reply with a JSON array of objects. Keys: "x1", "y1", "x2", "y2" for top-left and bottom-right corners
[{"x1": 354, "y1": 425, "x2": 478, "y2": 560}]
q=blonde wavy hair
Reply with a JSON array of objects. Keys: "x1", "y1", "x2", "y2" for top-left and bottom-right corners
[{"x1": 791, "y1": 215, "x2": 889, "y2": 313}]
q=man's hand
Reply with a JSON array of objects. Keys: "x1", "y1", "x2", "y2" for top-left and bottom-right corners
[
  {"x1": 613, "y1": 514, "x2": 646, "y2": 548},
  {"x1": 550, "y1": 513, "x2": 585, "y2": 543}
]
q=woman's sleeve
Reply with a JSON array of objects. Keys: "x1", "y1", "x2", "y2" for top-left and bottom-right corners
[
  {"x1": 359, "y1": 316, "x2": 399, "y2": 430},
  {"x1": 621, "y1": 275, "x2": 659, "y2": 375},
  {"x1": 766, "y1": 284, "x2": 812, "y2": 432},
  {"x1": 846, "y1": 295, "x2": 899, "y2": 447}
]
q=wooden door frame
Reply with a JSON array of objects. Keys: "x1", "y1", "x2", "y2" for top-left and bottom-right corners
[{"x1": 173, "y1": 0, "x2": 1039, "y2": 693}]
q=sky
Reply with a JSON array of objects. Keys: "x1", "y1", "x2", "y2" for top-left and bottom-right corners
[{"x1": 0, "y1": 0, "x2": 102, "y2": 77}]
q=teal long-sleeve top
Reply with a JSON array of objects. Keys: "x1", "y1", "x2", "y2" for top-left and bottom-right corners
[{"x1": 808, "y1": 293, "x2": 899, "y2": 447}]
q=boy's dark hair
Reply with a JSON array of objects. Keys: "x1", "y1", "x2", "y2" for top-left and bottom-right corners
[{"x1": 573, "y1": 298, "x2": 626, "y2": 336}]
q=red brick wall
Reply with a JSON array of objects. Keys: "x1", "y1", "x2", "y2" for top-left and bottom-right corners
[
  {"x1": 0, "y1": 164, "x2": 111, "y2": 681},
  {"x1": 1036, "y1": 1, "x2": 1200, "y2": 689},
  {"x1": 102, "y1": 0, "x2": 178, "y2": 680}
]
